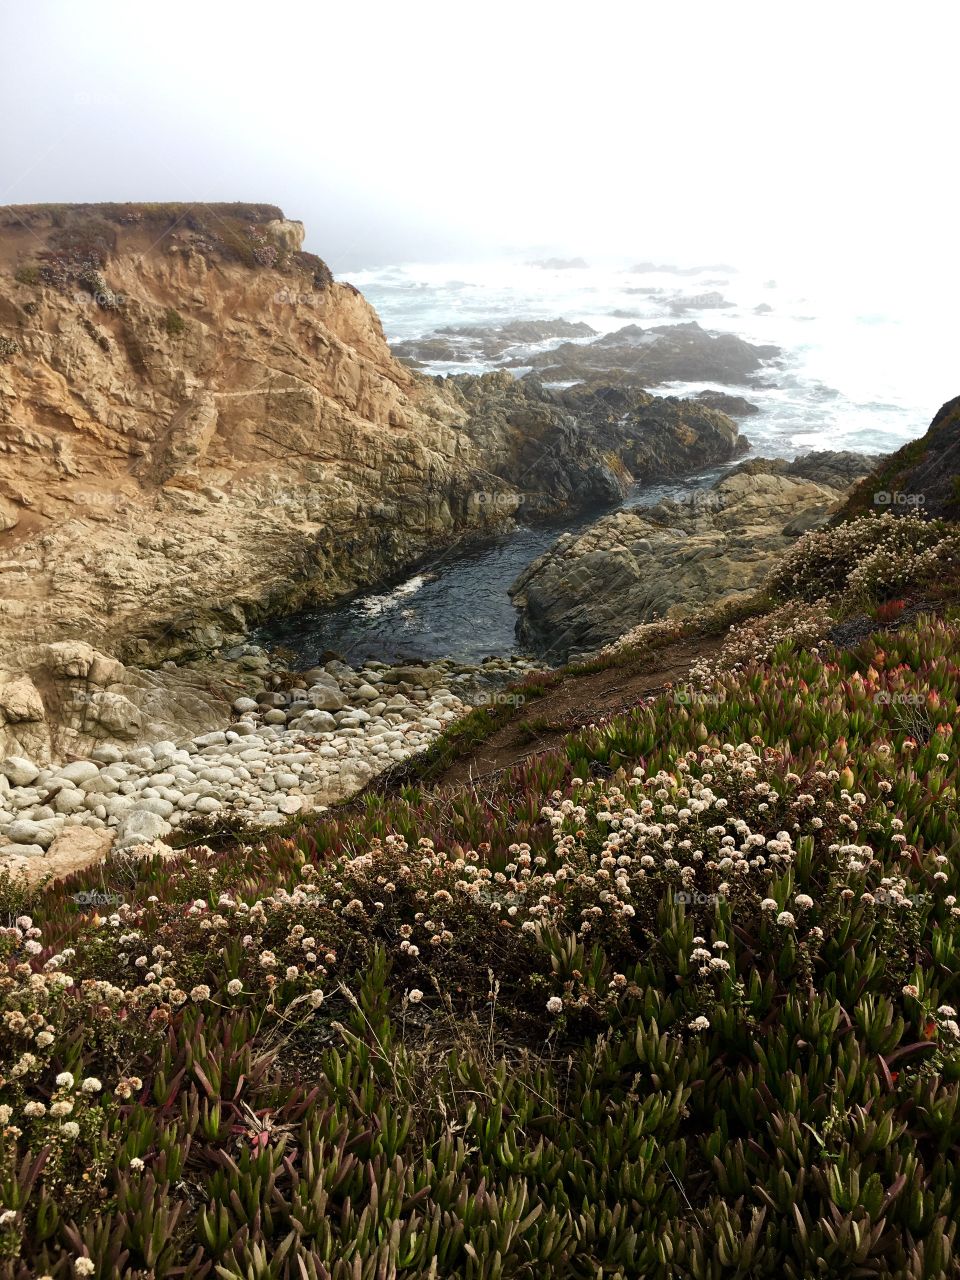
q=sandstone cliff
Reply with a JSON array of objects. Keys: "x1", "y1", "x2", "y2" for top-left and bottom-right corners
[{"x1": 0, "y1": 202, "x2": 746, "y2": 673}]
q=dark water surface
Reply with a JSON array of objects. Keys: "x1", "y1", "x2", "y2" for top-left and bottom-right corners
[{"x1": 253, "y1": 470, "x2": 728, "y2": 667}]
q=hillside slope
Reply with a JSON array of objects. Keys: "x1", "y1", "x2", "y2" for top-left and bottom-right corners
[{"x1": 838, "y1": 394, "x2": 960, "y2": 521}]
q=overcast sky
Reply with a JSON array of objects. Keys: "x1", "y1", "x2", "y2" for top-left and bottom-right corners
[{"x1": 1, "y1": 1, "x2": 957, "y2": 275}]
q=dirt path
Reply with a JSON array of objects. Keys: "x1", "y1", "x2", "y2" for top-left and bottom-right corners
[{"x1": 436, "y1": 634, "x2": 724, "y2": 789}]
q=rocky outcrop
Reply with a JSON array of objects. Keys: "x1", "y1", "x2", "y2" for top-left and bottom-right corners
[
  {"x1": 392, "y1": 319, "x2": 596, "y2": 367},
  {"x1": 395, "y1": 316, "x2": 779, "y2": 389},
  {"x1": 837, "y1": 395, "x2": 960, "y2": 521},
  {"x1": 0, "y1": 640, "x2": 271, "y2": 765},
  {"x1": 448, "y1": 374, "x2": 748, "y2": 514},
  {"x1": 695, "y1": 390, "x2": 760, "y2": 417},
  {"x1": 0, "y1": 204, "x2": 747, "y2": 668},
  {"x1": 511, "y1": 322, "x2": 780, "y2": 387},
  {"x1": 510, "y1": 452, "x2": 876, "y2": 661}
]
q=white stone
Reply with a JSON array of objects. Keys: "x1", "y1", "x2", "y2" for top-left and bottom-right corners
[
  {"x1": 0, "y1": 757, "x2": 39, "y2": 787},
  {"x1": 134, "y1": 797, "x2": 175, "y2": 819},
  {"x1": 56, "y1": 760, "x2": 102, "y2": 786},
  {"x1": 198, "y1": 766, "x2": 235, "y2": 784},
  {"x1": 53, "y1": 788, "x2": 86, "y2": 815},
  {"x1": 116, "y1": 810, "x2": 171, "y2": 847},
  {"x1": 5, "y1": 818, "x2": 61, "y2": 848}
]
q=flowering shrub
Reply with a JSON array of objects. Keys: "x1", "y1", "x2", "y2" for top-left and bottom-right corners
[
  {"x1": 768, "y1": 510, "x2": 960, "y2": 604},
  {"x1": 0, "y1": 614, "x2": 959, "y2": 1276},
  {"x1": 689, "y1": 598, "x2": 834, "y2": 683}
]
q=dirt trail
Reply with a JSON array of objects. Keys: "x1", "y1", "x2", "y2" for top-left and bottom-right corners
[{"x1": 436, "y1": 634, "x2": 724, "y2": 789}]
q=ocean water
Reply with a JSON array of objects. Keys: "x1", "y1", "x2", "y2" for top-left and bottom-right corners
[
  {"x1": 347, "y1": 257, "x2": 953, "y2": 459},
  {"x1": 256, "y1": 257, "x2": 953, "y2": 665}
]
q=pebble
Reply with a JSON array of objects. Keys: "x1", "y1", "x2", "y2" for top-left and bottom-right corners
[{"x1": 0, "y1": 653, "x2": 541, "y2": 862}]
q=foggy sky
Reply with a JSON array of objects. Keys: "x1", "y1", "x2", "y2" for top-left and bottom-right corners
[{"x1": 1, "y1": 0, "x2": 957, "y2": 276}]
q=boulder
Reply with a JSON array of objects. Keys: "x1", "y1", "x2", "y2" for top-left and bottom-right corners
[
  {"x1": 0, "y1": 677, "x2": 45, "y2": 723},
  {"x1": 308, "y1": 684, "x2": 346, "y2": 711},
  {"x1": 0, "y1": 756, "x2": 39, "y2": 786},
  {"x1": 56, "y1": 760, "x2": 102, "y2": 786},
  {"x1": 116, "y1": 809, "x2": 171, "y2": 848},
  {"x1": 511, "y1": 453, "x2": 876, "y2": 659}
]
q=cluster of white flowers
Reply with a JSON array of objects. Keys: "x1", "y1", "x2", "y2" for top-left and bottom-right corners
[
  {"x1": 689, "y1": 600, "x2": 834, "y2": 683},
  {"x1": 768, "y1": 510, "x2": 951, "y2": 602}
]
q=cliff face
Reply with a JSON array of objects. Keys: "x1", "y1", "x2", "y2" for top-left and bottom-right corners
[
  {"x1": 0, "y1": 204, "x2": 495, "y2": 662},
  {"x1": 0, "y1": 203, "x2": 745, "y2": 667}
]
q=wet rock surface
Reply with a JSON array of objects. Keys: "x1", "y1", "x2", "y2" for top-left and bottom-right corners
[
  {"x1": 694, "y1": 390, "x2": 761, "y2": 417},
  {"x1": 510, "y1": 322, "x2": 780, "y2": 387}
]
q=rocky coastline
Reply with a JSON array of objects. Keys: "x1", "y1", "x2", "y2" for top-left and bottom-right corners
[
  {"x1": 0, "y1": 205, "x2": 750, "y2": 668},
  {"x1": 395, "y1": 315, "x2": 780, "y2": 388},
  {"x1": 0, "y1": 201, "x2": 855, "y2": 879},
  {"x1": 510, "y1": 451, "x2": 880, "y2": 661}
]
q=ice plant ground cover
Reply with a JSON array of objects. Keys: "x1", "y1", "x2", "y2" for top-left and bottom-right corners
[{"x1": 1, "y1": 611, "x2": 960, "y2": 1278}]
